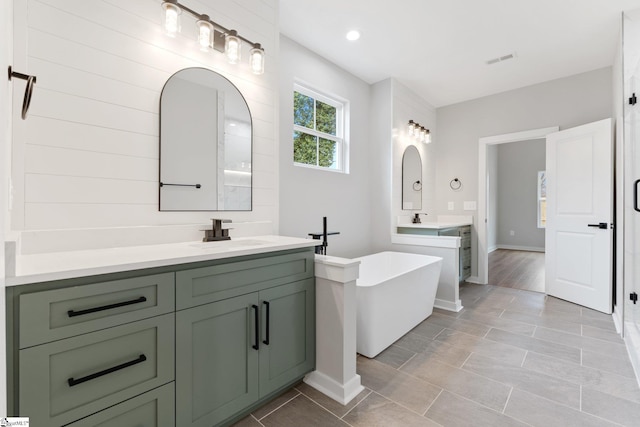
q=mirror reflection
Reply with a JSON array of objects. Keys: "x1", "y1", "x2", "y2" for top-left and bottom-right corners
[
  {"x1": 402, "y1": 145, "x2": 422, "y2": 210},
  {"x1": 160, "y1": 67, "x2": 252, "y2": 211}
]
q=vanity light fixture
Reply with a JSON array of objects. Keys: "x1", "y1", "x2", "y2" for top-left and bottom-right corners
[
  {"x1": 407, "y1": 120, "x2": 432, "y2": 144},
  {"x1": 161, "y1": 0, "x2": 265, "y2": 74},
  {"x1": 162, "y1": 0, "x2": 181, "y2": 37},
  {"x1": 196, "y1": 15, "x2": 213, "y2": 51},
  {"x1": 408, "y1": 120, "x2": 416, "y2": 136},
  {"x1": 249, "y1": 43, "x2": 265, "y2": 75},
  {"x1": 225, "y1": 30, "x2": 241, "y2": 64}
]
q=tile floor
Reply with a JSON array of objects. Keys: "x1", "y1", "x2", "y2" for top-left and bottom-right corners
[{"x1": 233, "y1": 282, "x2": 640, "y2": 426}]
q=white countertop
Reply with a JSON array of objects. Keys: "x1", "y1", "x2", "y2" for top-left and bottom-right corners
[
  {"x1": 6, "y1": 235, "x2": 319, "y2": 287},
  {"x1": 396, "y1": 221, "x2": 472, "y2": 230}
]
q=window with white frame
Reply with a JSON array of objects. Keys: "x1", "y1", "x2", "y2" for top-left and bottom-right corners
[
  {"x1": 293, "y1": 84, "x2": 346, "y2": 172},
  {"x1": 537, "y1": 170, "x2": 547, "y2": 228}
]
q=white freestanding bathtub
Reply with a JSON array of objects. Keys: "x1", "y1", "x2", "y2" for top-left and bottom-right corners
[{"x1": 355, "y1": 251, "x2": 442, "y2": 358}]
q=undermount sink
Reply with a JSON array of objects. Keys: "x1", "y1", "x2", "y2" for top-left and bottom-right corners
[{"x1": 189, "y1": 238, "x2": 272, "y2": 249}]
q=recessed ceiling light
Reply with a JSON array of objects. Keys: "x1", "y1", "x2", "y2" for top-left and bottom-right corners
[{"x1": 346, "y1": 30, "x2": 360, "y2": 41}]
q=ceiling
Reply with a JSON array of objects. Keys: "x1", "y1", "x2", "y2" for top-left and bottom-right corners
[{"x1": 279, "y1": 0, "x2": 640, "y2": 107}]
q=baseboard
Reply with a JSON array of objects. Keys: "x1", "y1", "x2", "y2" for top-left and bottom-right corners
[
  {"x1": 623, "y1": 322, "x2": 640, "y2": 389},
  {"x1": 303, "y1": 371, "x2": 364, "y2": 405},
  {"x1": 613, "y1": 307, "x2": 623, "y2": 334},
  {"x1": 434, "y1": 298, "x2": 463, "y2": 312},
  {"x1": 488, "y1": 245, "x2": 498, "y2": 254},
  {"x1": 465, "y1": 276, "x2": 482, "y2": 285},
  {"x1": 496, "y1": 245, "x2": 545, "y2": 253}
]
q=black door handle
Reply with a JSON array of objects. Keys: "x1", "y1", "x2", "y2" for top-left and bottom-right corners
[
  {"x1": 587, "y1": 223, "x2": 608, "y2": 229},
  {"x1": 262, "y1": 301, "x2": 270, "y2": 345},
  {"x1": 634, "y1": 179, "x2": 640, "y2": 213},
  {"x1": 252, "y1": 305, "x2": 259, "y2": 350}
]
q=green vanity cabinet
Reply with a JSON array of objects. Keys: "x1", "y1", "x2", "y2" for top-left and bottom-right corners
[
  {"x1": 176, "y1": 293, "x2": 260, "y2": 427},
  {"x1": 67, "y1": 383, "x2": 175, "y2": 427},
  {"x1": 397, "y1": 225, "x2": 473, "y2": 282},
  {"x1": 439, "y1": 226, "x2": 472, "y2": 281},
  {"x1": 175, "y1": 253, "x2": 316, "y2": 427},
  {"x1": 7, "y1": 247, "x2": 316, "y2": 427},
  {"x1": 258, "y1": 278, "x2": 315, "y2": 397}
]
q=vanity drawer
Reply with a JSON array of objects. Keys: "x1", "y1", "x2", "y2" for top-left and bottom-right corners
[
  {"x1": 19, "y1": 313, "x2": 175, "y2": 427},
  {"x1": 176, "y1": 250, "x2": 314, "y2": 309},
  {"x1": 67, "y1": 383, "x2": 175, "y2": 427},
  {"x1": 19, "y1": 273, "x2": 174, "y2": 348}
]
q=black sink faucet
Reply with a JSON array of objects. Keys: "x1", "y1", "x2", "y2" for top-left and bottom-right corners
[
  {"x1": 203, "y1": 218, "x2": 232, "y2": 241},
  {"x1": 412, "y1": 213, "x2": 425, "y2": 224}
]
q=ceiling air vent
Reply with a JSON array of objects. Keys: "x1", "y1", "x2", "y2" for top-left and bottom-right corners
[{"x1": 486, "y1": 52, "x2": 516, "y2": 65}]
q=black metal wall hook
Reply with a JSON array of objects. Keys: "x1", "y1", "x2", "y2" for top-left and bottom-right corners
[{"x1": 8, "y1": 66, "x2": 37, "y2": 120}]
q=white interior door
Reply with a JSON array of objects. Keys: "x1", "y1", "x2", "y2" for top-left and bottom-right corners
[{"x1": 546, "y1": 118, "x2": 612, "y2": 313}]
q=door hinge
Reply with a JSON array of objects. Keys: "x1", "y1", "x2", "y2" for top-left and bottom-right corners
[
  {"x1": 630, "y1": 93, "x2": 638, "y2": 105},
  {"x1": 631, "y1": 292, "x2": 638, "y2": 305}
]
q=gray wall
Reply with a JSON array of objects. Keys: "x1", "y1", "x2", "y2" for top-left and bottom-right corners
[
  {"x1": 435, "y1": 67, "x2": 613, "y2": 278},
  {"x1": 278, "y1": 36, "x2": 373, "y2": 258},
  {"x1": 496, "y1": 139, "x2": 546, "y2": 250}
]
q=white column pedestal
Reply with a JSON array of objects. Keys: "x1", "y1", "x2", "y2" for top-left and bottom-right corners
[{"x1": 304, "y1": 255, "x2": 364, "y2": 405}]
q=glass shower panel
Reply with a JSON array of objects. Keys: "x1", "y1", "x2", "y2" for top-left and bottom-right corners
[{"x1": 624, "y1": 10, "x2": 640, "y2": 341}]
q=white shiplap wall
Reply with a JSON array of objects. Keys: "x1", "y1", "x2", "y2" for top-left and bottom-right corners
[{"x1": 11, "y1": 0, "x2": 279, "y2": 251}]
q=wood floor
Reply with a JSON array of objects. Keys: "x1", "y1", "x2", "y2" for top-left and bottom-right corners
[{"x1": 488, "y1": 249, "x2": 545, "y2": 293}]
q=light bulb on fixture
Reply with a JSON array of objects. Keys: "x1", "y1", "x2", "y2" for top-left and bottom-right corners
[
  {"x1": 250, "y1": 43, "x2": 265, "y2": 75},
  {"x1": 424, "y1": 129, "x2": 432, "y2": 144},
  {"x1": 408, "y1": 120, "x2": 416, "y2": 137},
  {"x1": 420, "y1": 127, "x2": 427, "y2": 142},
  {"x1": 196, "y1": 15, "x2": 213, "y2": 51},
  {"x1": 162, "y1": 1, "x2": 181, "y2": 37},
  {"x1": 225, "y1": 30, "x2": 241, "y2": 64}
]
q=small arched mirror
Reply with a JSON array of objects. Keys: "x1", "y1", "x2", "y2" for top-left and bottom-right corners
[
  {"x1": 402, "y1": 145, "x2": 422, "y2": 210},
  {"x1": 160, "y1": 67, "x2": 252, "y2": 211}
]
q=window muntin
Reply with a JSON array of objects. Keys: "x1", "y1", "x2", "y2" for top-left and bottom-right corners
[{"x1": 293, "y1": 84, "x2": 345, "y2": 172}]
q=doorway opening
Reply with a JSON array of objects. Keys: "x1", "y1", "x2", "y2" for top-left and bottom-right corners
[
  {"x1": 477, "y1": 126, "x2": 559, "y2": 287},
  {"x1": 487, "y1": 139, "x2": 547, "y2": 293}
]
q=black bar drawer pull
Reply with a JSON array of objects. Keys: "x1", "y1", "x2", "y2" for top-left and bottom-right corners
[
  {"x1": 634, "y1": 179, "x2": 640, "y2": 213},
  {"x1": 68, "y1": 354, "x2": 147, "y2": 387},
  {"x1": 68, "y1": 296, "x2": 147, "y2": 318},
  {"x1": 263, "y1": 301, "x2": 270, "y2": 345},
  {"x1": 252, "y1": 305, "x2": 259, "y2": 350}
]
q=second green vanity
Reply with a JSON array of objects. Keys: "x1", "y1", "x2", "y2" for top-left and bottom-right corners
[
  {"x1": 6, "y1": 243, "x2": 316, "y2": 427},
  {"x1": 397, "y1": 224, "x2": 472, "y2": 281}
]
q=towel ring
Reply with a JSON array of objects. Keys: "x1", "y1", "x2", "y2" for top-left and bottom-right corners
[
  {"x1": 413, "y1": 180, "x2": 422, "y2": 191},
  {"x1": 450, "y1": 178, "x2": 462, "y2": 190},
  {"x1": 8, "y1": 66, "x2": 37, "y2": 120}
]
